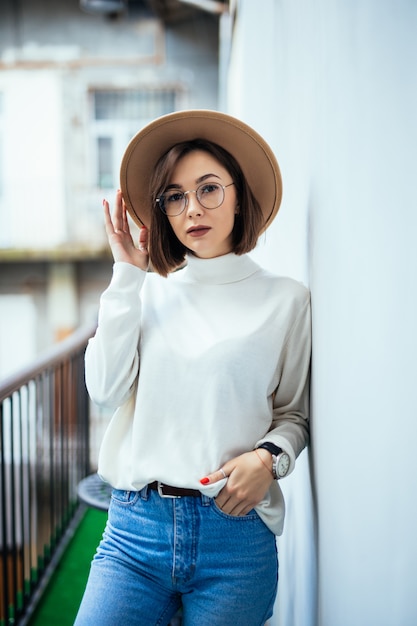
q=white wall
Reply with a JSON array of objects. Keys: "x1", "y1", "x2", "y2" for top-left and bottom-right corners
[{"x1": 228, "y1": 1, "x2": 417, "y2": 625}]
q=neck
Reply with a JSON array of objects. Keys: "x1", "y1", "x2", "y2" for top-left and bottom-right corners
[{"x1": 178, "y1": 252, "x2": 260, "y2": 285}]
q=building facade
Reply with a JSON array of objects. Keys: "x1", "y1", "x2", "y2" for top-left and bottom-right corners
[{"x1": 0, "y1": 0, "x2": 221, "y2": 376}]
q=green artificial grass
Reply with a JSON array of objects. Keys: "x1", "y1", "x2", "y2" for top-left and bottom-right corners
[{"x1": 28, "y1": 508, "x2": 107, "y2": 626}]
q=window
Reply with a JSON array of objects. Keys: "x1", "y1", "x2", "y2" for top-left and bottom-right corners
[
  {"x1": 97, "y1": 136, "x2": 113, "y2": 189},
  {"x1": 91, "y1": 89, "x2": 177, "y2": 189}
]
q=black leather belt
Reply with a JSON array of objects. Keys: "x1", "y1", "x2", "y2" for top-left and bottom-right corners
[{"x1": 148, "y1": 481, "x2": 201, "y2": 498}]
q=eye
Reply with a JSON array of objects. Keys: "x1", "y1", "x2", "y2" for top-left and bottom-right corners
[
  {"x1": 166, "y1": 191, "x2": 184, "y2": 203},
  {"x1": 200, "y1": 183, "x2": 220, "y2": 195}
]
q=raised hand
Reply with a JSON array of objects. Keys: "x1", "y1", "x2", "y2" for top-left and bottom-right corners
[{"x1": 103, "y1": 190, "x2": 149, "y2": 271}]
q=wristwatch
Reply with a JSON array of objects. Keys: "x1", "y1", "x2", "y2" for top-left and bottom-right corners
[{"x1": 256, "y1": 442, "x2": 290, "y2": 479}]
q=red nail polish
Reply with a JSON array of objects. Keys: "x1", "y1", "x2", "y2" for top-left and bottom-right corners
[{"x1": 200, "y1": 477, "x2": 210, "y2": 485}]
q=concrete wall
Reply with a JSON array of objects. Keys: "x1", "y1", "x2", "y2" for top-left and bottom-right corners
[{"x1": 228, "y1": 1, "x2": 417, "y2": 625}]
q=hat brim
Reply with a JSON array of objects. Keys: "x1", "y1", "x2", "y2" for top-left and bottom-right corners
[{"x1": 120, "y1": 109, "x2": 282, "y2": 232}]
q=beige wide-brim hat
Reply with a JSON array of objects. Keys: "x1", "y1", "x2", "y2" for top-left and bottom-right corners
[{"x1": 120, "y1": 109, "x2": 282, "y2": 232}]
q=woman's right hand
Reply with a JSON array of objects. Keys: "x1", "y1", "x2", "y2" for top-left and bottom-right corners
[{"x1": 103, "y1": 190, "x2": 149, "y2": 271}]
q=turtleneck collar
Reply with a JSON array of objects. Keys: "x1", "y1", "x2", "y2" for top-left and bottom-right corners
[{"x1": 177, "y1": 253, "x2": 261, "y2": 285}]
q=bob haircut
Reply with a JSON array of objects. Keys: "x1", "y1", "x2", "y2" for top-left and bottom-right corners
[{"x1": 148, "y1": 139, "x2": 264, "y2": 276}]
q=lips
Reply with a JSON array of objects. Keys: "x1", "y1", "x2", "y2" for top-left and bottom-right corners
[{"x1": 186, "y1": 225, "x2": 211, "y2": 237}]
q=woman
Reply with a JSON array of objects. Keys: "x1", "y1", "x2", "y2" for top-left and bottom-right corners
[{"x1": 75, "y1": 110, "x2": 311, "y2": 626}]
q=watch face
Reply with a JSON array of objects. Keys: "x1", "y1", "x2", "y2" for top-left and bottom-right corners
[{"x1": 278, "y1": 453, "x2": 290, "y2": 477}]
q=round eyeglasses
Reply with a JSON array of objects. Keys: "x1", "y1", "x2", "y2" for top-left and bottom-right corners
[{"x1": 156, "y1": 182, "x2": 234, "y2": 217}]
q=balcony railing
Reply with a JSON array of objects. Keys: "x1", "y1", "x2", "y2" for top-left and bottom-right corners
[{"x1": 0, "y1": 325, "x2": 95, "y2": 626}]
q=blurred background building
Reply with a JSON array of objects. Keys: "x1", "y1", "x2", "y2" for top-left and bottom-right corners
[
  {"x1": 0, "y1": 0, "x2": 224, "y2": 378},
  {"x1": 1, "y1": 1, "x2": 417, "y2": 625}
]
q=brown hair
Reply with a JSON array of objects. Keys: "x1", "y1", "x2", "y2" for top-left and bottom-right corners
[{"x1": 148, "y1": 139, "x2": 264, "y2": 276}]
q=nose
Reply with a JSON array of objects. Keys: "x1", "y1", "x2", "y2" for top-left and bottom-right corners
[{"x1": 185, "y1": 190, "x2": 203, "y2": 216}]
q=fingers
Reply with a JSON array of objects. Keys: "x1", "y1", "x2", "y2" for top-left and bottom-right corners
[
  {"x1": 112, "y1": 189, "x2": 125, "y2": 233},
  {"x1": 103, "y1": 198, "x2": 114, "y2": 234},
  {"x1": 103, "y1": 190, "x2": 128, "y2": 234},
  {"x1": 138, "y1": 225, "x2": 148, "y2": 253},
  {"x1": 103, "y1": 194, "x2": 149, "y2": 269},
  {"x1": 103, "y1": 192, "x2": 148, "y2": 251},
  {"x1": 200, "y1": 466, "x2": 251, "y2": 516},
  {"x1": 200, "y1": 452, "x2": 274, "y2": 517},
  {"x1": 103, "y1": 192, "x2": 123, "y2": 235},
  {"x1": 215, "y1": 490, "x2": 253, "y2": 516},
  {"x1": 200, "y1": 467, "x2": 228, "y2": 485},
  {"x1": 121, "y1": 198, "x2": 129, "y2": 233}
]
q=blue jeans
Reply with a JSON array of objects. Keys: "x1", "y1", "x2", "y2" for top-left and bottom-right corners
[{"x1": 74, "y1": 487, "x2": 278, "y2": 626}]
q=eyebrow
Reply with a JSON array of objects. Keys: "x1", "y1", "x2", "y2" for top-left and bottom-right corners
[{"x1": 165, "y1": 173, "x2": 221, "y2": 191}]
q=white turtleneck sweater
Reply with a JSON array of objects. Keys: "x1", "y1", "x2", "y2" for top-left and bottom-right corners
[{"x1": 85, "y1": 253, "x2": 311, "y2": 535}]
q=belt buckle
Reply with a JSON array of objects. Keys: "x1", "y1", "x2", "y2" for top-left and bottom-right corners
[{"x1": 157, "y1": 482, "x2": 180, "y2": 498}]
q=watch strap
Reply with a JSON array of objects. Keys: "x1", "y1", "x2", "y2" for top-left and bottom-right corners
[{"x1": 256, "y1": 442, "x2": 282, "y2": 457}]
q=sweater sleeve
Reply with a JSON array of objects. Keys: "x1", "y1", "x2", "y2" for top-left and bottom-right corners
[
  {"x1": 256, "y1": 292, "x2": 312, "y2": 475},
  {"x1": 85, "y1": 262, "x2": 147, "y2": 409}
]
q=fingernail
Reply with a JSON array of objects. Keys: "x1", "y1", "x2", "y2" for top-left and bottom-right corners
[
  {"x1": 200, "y1": 477, "x2": 210, "y2": 485},
  {"x1": 140, "y1": 225, "x2": 147, "y2": 230},
  {"x1": 102, "y1": 199, "x2": 106, "y2": 206}
]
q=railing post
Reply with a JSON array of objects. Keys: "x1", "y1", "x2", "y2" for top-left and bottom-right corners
[
  {"x1": 0, "y1": 401, "x2": 9, "y2": 624},
  {"x1": 0, "y1": 324, "x2": 95, "y2": 625}
]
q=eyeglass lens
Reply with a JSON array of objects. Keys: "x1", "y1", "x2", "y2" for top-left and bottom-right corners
[{"x1": 159, "y1": 182, "x2": 225, "y2": 216}]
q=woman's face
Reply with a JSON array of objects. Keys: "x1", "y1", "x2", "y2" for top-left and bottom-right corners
[{"x1": 165, "y1": 150, "x2": 238, "y2": 259}]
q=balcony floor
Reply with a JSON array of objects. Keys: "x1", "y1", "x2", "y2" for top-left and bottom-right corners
[{"x1": 28, "y1": 508, "x2": 107, "y2": 625}]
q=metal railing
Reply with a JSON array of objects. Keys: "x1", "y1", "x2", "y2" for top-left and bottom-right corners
[{"x1": 0, "y1": 325, "x2": 95, "y2": 626}]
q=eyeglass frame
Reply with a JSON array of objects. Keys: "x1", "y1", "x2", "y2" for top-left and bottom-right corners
[{"x1": 156, "y1": 181, "x2": 235, "y2": 217}]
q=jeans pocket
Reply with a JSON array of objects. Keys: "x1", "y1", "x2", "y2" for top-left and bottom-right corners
[
  {"x1": 110, "y1": 489, "x2": 140, "y2": 506},
  {"x1": 211, "y1": 499, "x2": 260, "y2": 521}
]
